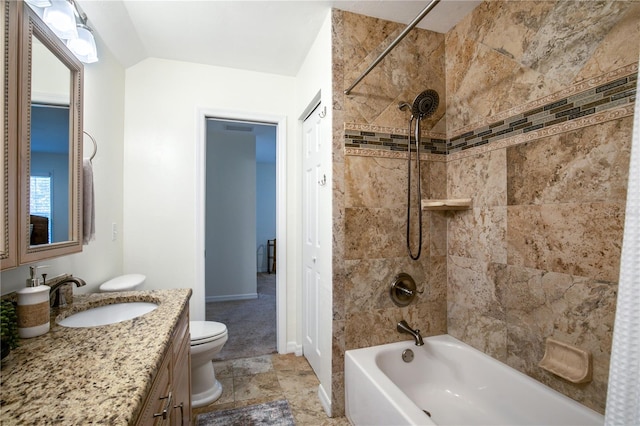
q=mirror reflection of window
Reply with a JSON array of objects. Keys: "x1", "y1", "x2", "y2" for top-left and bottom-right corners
[{"x1": 29, "y1": 174, "x2": 52, "y2": 244}]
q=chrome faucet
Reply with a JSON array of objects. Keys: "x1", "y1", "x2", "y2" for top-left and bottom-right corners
[
  {"x1": 47, "y1": 275, "x2": 87, "y2": 308},
  {"x1": 397, "y1": 320, "x2": 424, "y2": 346}
]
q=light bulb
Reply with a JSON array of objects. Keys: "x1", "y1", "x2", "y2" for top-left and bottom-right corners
[
  {"x1": 25, "y1": 0, "x2": 52, "y2": 8},
  {"x1": 67, "y1": 24, "x2": 98, "y2": 63},
  {"x1": 43, "y1": 0, "x2": 78, "y2": 40}
]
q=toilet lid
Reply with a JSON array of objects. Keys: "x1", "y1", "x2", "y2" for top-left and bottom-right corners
[
  {"x1": 190, "y1": 321, "x2": 227, "y2": 342},
  {"x1": 99, "y1": 274, "x2": 146, "y2": 291}
]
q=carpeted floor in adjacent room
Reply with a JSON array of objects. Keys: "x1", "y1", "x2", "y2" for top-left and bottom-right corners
[{"x1": 206, "y1": 273, "x2": 277, "y2": 361}]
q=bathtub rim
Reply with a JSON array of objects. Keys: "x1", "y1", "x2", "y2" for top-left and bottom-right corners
[{"x1": 345, "y1": 334, "x2": 604, "y2": 426}]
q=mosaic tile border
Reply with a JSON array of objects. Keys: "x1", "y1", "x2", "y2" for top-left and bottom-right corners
[
  {"x1": 344, "y1": 64, "x2": 637, "y2": 159},
  {"x1": 451, "y1": 63, "x2": 638, "y2": 138},
  {"x1": 447, "y1": 71, "x2": 636, "y2": 154},
  {"x1": 448, "y1": 103, "x2": 635, "y2": 162},
  {"x1": 343, "y1": 122, "x2": 446, "y2": 140},
  {"x1": 345, "y1": 128, "x2": 449, "y2": 155}
]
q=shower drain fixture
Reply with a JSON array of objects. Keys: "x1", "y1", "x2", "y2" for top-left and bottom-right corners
[{"x1": 402, "y1": 349, "x2": 414, "y2": 363}]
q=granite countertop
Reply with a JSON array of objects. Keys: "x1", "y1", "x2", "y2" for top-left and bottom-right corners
[{"x1": 0, "y1": 288, "x2": 192, "y2": 425}]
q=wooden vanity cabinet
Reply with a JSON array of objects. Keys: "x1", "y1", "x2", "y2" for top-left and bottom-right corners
[
  {"x1": 136, "y1": 306, "x2": 191, "y2": 426},
  {"x1": 171, "y1": 307, "x2": 191, "y2": 425}
]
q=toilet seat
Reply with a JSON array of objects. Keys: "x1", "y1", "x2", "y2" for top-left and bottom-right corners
[
  {"x1": 190, "y1": 321, "x2": 227, "y2": 346},
  {"x1": 99, "y1": 274, "x2": 146, "y2": 292}
]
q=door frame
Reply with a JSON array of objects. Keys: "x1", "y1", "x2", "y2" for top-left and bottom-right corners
[{"x1": 196, "y1": 107, "x2": 287, "y2": 353}]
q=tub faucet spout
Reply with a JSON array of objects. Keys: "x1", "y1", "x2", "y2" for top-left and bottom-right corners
[{"x1": 397, "y1": 320, "x2": 424, "y2": 346}]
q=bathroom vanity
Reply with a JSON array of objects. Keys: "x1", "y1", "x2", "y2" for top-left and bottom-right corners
[
  {"x1": 0, "y1": 288, "x2": 192, "y2": 425},
  {"x1": 137, "y1": 296, "x2": 191, "y2": 425}
]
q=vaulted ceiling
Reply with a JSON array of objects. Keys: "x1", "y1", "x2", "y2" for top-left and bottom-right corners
[{"x1": 77, "y1": 0, "x2": 481, "y2": 75}]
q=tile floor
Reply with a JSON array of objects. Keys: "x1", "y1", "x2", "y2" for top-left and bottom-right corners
[{"x1": 192, "y1": 353, "x2": 350, "y2": 425}]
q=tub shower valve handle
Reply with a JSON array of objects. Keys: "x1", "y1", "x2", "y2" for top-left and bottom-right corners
[
  {"x1": 389, "y1": 273, "x2": 423, "y2": 307},
  {"x1": 396, "y1": 286, "x2": 414, "y2": 296}
]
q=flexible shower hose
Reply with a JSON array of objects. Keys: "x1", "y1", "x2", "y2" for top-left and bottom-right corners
[{"x1": 406, "y1": 116, "x2": 423, "y2": 260}]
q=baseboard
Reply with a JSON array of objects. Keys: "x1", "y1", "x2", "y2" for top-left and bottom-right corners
[
  {"x1": 318, "y1": 383, "x2": 332, "y2": 417},
  {"x1": 286, "y1": 341, "x2": 303, "y2": 356},
  {"x1": 205, "y1": 293, "x2": 258, "y2": 303}
]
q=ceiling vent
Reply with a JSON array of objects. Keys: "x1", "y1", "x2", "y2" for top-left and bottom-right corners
[{"x1": 225, "y1": 124, "x2": 254, "y2": 132}]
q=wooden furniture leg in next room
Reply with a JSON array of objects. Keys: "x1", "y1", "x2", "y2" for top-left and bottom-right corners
[{"x1": 267, "y1": 239, "x2": 276, "y2": 274}]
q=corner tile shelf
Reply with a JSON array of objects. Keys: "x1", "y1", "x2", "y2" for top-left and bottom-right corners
[{"x1": 422, "y1": 198, "x2": 472, "y2": 211}]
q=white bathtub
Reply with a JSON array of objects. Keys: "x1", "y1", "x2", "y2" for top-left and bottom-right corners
[{"x1": 345, "y1": 335, "x2": 603, "y2": 426}]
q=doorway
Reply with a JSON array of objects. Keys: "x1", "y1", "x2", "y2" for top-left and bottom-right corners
[
  {"x1": 204, "y1": 118, "x2": 277, "y2": 360},
  {"x1": 195, "y1": 109, "x2": 287, "y2": 355}
]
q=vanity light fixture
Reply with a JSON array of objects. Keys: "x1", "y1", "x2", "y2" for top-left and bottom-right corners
[
  {"x1": 66, "y1": 23, "x2": 98, "y2": 63},
  {"x1": 29, "y1": 0, "x2": 99, "y2": 64},
  {"x1": 43, "y1": 0, "x2": 77, "y2": 40},
  {"x1": 25, "y1": 0, "x2": 52, "y2": 8}
]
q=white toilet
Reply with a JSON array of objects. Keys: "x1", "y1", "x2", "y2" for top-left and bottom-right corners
[
  {"x1": 190, "y1": 321, "x2": 228, "y2": 408},
  {"x1": 99, "y1": 274, "x2": 146, "y2": 292}
]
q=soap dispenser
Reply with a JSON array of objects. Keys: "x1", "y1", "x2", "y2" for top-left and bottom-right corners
[{"x1": 16, "y1": 266, "x2": 51, "y2": 338}]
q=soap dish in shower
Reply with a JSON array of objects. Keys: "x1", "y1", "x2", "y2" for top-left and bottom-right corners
[{"x1": 538, "y1": 337, "x2": 592, "y2": 384}]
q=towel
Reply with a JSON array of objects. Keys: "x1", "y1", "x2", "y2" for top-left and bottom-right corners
[{"x1": 83, "y1": 159, "x2": 95, "y2": 245}]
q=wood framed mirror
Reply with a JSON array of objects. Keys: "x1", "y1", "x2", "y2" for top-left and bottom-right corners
[
  {"x1": 17, "y1": 2, "x2": 83, "y2": 265},
  {"x1": 1, "y1": 0, "x2": 18, "y2": 270}
]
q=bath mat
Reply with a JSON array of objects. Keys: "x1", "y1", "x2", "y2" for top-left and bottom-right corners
[{"x1": 195, "y1": 399, "x2": 295, "y2": 426}]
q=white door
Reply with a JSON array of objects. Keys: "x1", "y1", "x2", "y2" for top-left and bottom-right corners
[{"x1": 302, "y1": 103, "x2": 327, "y2": 377}]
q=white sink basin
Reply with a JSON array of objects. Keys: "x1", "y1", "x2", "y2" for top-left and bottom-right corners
[{"x1": 57, "y1": 302, "x2": 158, "y2": 328}]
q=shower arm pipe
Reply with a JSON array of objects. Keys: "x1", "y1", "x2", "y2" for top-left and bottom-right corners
[{"x1": 343, "y1": 0, "x2": 441, "y2": 95}]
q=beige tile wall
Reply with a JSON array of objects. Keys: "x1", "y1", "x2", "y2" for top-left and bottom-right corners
[
  {"x1": 331, "y1": 0, "x2": 639, "y2": 417},
  {"x1": 331, "y1": 9, "x2": 448, "y2": 415},
  {"x1": 445, "y1": 116, "x2": 630, "y2": 412},
  {"x1": 444, "y1": 1, "x2": 637, "y2": 413},
  {"x1": 445, "y1": 1, "x2": 640, "y2": 134}
]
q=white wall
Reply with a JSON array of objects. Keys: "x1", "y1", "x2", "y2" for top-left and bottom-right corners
[
  {"x1": 1, "y1": 33, "x2": 125, "y2": 295},
  {"x1": 205, "y1": 130, "x2": 256, "y2": 300},
  {"x1": 293, "y1": 10, "x2": 334, "y2": 414},
  {"x1": 122, "y1": 58, "x2": 299, "y2": 337},
  {"x1": 257, "y1": 162, "x2": 276, "y2": 273}
]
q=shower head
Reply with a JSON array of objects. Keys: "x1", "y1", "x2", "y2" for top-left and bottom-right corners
[{"x1": 412, "y1": 90, "x2": 439, "y2": 118}]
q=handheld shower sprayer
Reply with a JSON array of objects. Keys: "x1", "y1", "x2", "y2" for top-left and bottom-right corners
[
  {"x1": 399, "y1": 90, "x2": 440, "y2": 260},
  {"x1": 412, "y1": 89, "x2": 439, "y2": 118}
]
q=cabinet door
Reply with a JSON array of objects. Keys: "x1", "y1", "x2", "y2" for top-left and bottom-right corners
[
  {"x1": 172, "y1": 332, "x2": 191, "y2": 425},
  {"x1": 137, "y1": 345, "x2": 172, "y2": 426},
  {"x1": 171, "y1": 309, "x2": 191, "y2": 425}
]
